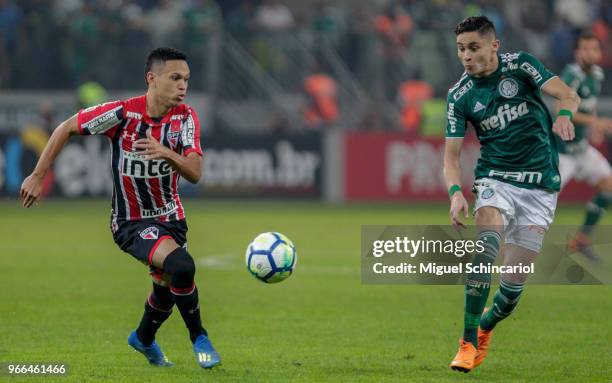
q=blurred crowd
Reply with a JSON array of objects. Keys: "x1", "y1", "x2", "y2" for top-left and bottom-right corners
[{"x1": 1, "y1": 0, "x2": 612, "y2": 131}]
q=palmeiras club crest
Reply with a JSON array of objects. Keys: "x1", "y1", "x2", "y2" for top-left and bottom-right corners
[
  {"x1": 481, "y1": 188, "x2": 495, "y2": 200},
  {"x1": 498, "y1": 77, "x2": 519, "y2": 98},
  {"x1": 140, "y1": 227, "x2": 159, "y2": 240}
]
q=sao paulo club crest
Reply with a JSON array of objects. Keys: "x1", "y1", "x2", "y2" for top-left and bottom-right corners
[
  {"x1": 140, "y1": 227, "x2": 159, "y2": 240},
  {"x1": 167, "y1": 121, "x2": 181, "y2": 149},
  {"x1": 498, "y1": 77, "x2": 519, "y2": 98}
]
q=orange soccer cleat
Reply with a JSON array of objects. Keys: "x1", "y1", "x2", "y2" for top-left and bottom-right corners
[
  {"x1": 474, "y1": 307, "x2": 494, "y2": 368},
  {"x1": 449, "y1": 339, "x2": 477, "y2": 373}
]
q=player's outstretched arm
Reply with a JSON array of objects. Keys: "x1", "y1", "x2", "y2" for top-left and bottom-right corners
[
  {"x1": 542, "y1": 77, "x2": 580, "y2": 141},
  {"x1": 134, "y1": 130, "x2": 202, "y2": 183},
  {"x1": 20, "y1": 114, "x2": 79, "y2": 208},
  {"x1": 565, "y1": 111, "x2": 612, "y2": 145},
  {"x1": 444, "y1": 137, "x2": 469, "y2": 228}
]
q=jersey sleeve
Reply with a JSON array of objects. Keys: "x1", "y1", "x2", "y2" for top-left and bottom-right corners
[
  {"x1": 518, "y1": 51, "x2": 556, "y2": 89},
  {"x1": 181, "y1": 107, "x2": 203, "y2": 157},
  {"x1": 77, "y1": 101, "x2": 124, "y2": 137},
  {"x1": 560, "y1": 66, "x2": 581, "y2": 90},
  {"x1": 445, "y1": 93, "x2": 467, "y2": 138}
]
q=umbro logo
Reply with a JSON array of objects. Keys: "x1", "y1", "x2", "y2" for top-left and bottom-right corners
[{"x1": 473, "y1": 101, "x2": 486, "y2": 113}]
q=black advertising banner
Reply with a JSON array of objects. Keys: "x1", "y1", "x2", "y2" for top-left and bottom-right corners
[
  {"x1": 0, "y1": 129, "x2": 323, "y2": 199},
  {"x1": 186, "y1": 132, "x2": 323, "y2": 198}
]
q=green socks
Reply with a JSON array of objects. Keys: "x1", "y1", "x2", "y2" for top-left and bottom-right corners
[
  {"x1": 463, "y1": 230, "x2": 501, "y2": 346},
  {"x1": 480, "y1": 279, "x2": 524, "y2": 331},
  {"x1": 581, "y1": 192, "x2": 610, "y2": 235}
]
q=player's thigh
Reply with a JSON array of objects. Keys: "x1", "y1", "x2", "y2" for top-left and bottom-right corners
[
  {"x1": 473, "y1": 178, "x2": 514, "y2": 231},
  {"x1": 119, "y1": 222, "x2": 179, "y2": 267},
  {"x1": 474, "y1": 206, "x2": 504, "y2": 231},
  {"x1": 149, "y1": 238, "x2": 180, "y2": 269},
  {"x1": 506, "y1": 189, "x2": 557, "y2": 253},
  {"x1": 577, "y1": 146, "x2": 612, "y2": 188},
  {"x1": 516, "y1": 188, "x2": 557, "y2": 229},
  {"x1": 558, "y1": 153, "x2": 578, "y2": 188}
]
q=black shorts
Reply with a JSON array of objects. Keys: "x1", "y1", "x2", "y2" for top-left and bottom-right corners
[{"x1": 113, "y1": 219, "x2": 188, "y2": 266}]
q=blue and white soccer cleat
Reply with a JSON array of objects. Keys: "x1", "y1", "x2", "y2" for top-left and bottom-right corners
[
  {"x1": 192, "y1": 334, "x2": 221, "y2": 369},
  {"x1": 128, "y1": 330, "x2": 173, "y2": 367}
]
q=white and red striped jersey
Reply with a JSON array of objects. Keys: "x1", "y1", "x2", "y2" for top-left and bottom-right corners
[{"x1": 77, "y1": 95, "x2": 202, "y2": 232}]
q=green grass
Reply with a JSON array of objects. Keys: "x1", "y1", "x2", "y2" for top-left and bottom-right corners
[{"x1": 0, "y1": 199, "x2": 610, "y2": 382}]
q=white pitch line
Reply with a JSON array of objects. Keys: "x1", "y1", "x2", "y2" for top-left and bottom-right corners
[{"x1": 198, "y1": 256, "x2": 359, "y2": 275}]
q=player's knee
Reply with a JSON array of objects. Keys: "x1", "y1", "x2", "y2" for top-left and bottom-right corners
[
  {"x1": 475, "y1": 206, "x2": 504, "y2": 227},
  {"x1": 501, "y1": 273, "x2": 528, "y2": 285},
  {"x1": 597, "y1": 177, "x2": 612, "y2": 193},
  {"x1": 150, "y1": 267, "x2": 171, "y2": 287},
  {"x1": 509, "y1": 225, "x2": 545, "y2": 254},
  {"x1": 162, "y1": 247, "x2": 196, "y2": 288}
]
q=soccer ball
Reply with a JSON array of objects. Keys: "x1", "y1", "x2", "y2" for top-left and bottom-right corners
[{"x1": 245, "y1": 232, "x2": 297, "y2": 283}]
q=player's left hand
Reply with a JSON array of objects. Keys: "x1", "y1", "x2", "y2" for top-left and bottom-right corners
[
  {"x1": 552, "y1": 115, "x2": 575, "y2": 141},
  {"x1": 133, "y1": 130, "x2": 172, "y2": 160}
]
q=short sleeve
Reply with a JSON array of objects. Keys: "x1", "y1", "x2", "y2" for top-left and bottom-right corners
[
  {"x1": 518, "y1": 51, "x2": 556, "y2": 89},
  {"x1": 445, "y1": 94, "x2": 467, "y2": 138},
  {"x1": 77, "y1": 101, "x2": 124, "y2": 137},
  {"x1": 181, "y1": 108, "x2": 203, "y2": 157}
]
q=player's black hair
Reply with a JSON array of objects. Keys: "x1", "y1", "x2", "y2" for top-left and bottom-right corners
[
  {"x1": 144, "y1": 47, "x2": 188, "y2": 83},
  {"x1": 574, "y1": 30, "x2": 600, "y2": 50},
  {"x1": 454, "y1": 16, "x2": 496, "y2": 38}
]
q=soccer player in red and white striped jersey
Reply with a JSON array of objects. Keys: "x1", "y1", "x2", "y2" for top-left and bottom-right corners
[{"x1": 20, "y1": 48, "x2": 220, "y2": 369}]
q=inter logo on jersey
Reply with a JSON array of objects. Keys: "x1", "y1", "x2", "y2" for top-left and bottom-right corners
[
  {"x1": 140, "y1": 227, "x2": 159, "y2": 240},
  {"x1": 121, "y1": 150, "x2": 173, "y2": 178}
]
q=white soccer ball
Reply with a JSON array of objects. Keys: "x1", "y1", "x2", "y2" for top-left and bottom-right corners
[{"x1": 245, "y1": 232, "x2": 297, "y2": 283}]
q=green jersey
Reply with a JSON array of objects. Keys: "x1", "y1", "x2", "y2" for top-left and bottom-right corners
[
  {"x1": 446, "y1": 51, "x2": 561, "y2": 191},
  {"x1": 557, "y1": 62, "x2": 604, "y2": 154}
]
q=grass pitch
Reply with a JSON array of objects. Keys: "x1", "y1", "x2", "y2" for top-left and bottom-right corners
[{"x1": 1, "y1": 199, "x2": 610, "y2": 382}]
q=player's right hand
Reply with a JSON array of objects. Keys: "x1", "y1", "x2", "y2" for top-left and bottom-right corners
[
  {"x1": 450, "y1": 192, "x2": 469, "y2": 229},
  {"x1": 552, "y1": 115, "x2": 575, "y2": 141},
  {"x1": 20, "y1": 174, "x2": 43, "y2": 208}
]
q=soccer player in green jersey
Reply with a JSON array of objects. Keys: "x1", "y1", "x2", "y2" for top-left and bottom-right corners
[
  {"x1": 442, "y1": 16, "x2": 580, "y2": 372},
  {"x1": 558, "y1": 32, "x2": 612, "y2": 261}
]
